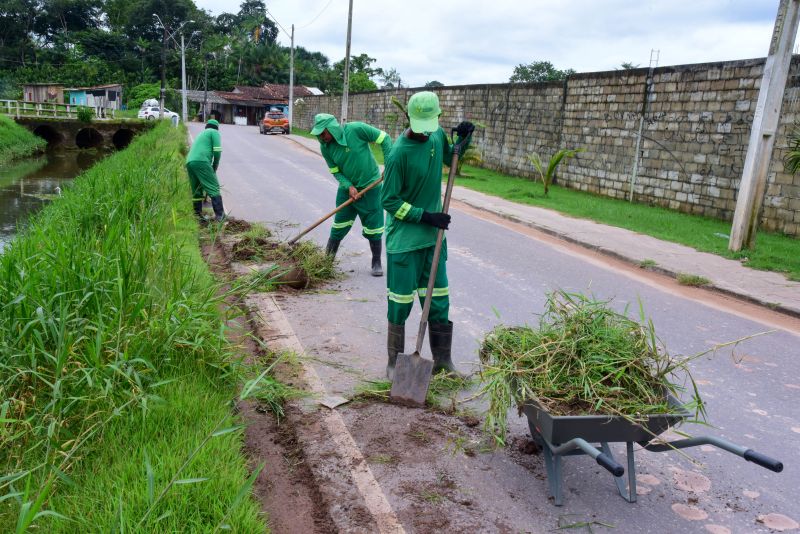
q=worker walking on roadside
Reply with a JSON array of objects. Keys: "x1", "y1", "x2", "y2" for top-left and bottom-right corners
[
  {"x1": 381, "y1": 91, "x2": 474, "y2": 379},
  {"x1": 186, "y1": 119, "x2": 225, "y2": 224},
  {"x1": 311, "y1": 113, "x2": 392, "y2": 276}
]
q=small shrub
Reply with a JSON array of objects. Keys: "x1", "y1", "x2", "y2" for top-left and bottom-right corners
[
  {"x1": 677, "y1": 273, "x2": 711, "y2": 286},
  {"x1": 528, "y1": 147, "x2": 585, "y2": 196},
  {"x1": 77, "y1": 106, "x2": 94, "y2": 123}
]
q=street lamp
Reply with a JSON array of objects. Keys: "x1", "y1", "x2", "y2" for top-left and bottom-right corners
[
  {"x1": 203, "y1": 52, "x2": 215, "y2": 122},
  {"x1": 152, "y1": 14, "x2": 194, "y2": 121}
]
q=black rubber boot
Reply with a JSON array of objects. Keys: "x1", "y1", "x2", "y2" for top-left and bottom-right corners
[
  {"x1": 326, "y1": 238, "x2": 341, "y2": 257},
  {"x1": 429, "y1": 321, "x2": 462, "y2": 376},
  {"x1": 193, "y1": 201, "x2": 208, "y2": 226},
  {"x1": 210, "y1": 195, "x2": 226, "y2": 222},
  {"x1": 369, "y1": 239, "x2": 383, "y2": 277},
  {"x1": 387, "y1": 322, "x2": 404, "y2": 381}
]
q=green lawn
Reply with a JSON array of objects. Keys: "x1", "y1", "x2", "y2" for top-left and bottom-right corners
[
  {"x1": 455, "y1": 165, "x2": 800, "y2": 280},
  {"x1": 293, "y1": 125, "x2": 800, "y2": 279}
]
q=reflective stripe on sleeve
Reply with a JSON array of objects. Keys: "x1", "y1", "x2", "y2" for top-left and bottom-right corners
[
  {"x1": 387, "y1": 289, "x2": 416, "y2": 304},
  {"x1": 329, "y1": 166, "x2": 340, "y2": 174},
  {"x1": 213, "y1": 147, "x2": 222, "y2": 151},
  {"x1": 375, "y1": 131, "x2": 387, "y2": 144},
  {"x1": 417, "y1": 287, "x2": 449, "y2": 298},
  {"x1": 363, "y1": 226, "x2": 384, "y2": 235},
  {"x1": 331, "y1": 219, "x2": 355, "y2": 229},
  {"x1": 394, "y1": 202, "x2": 412, "y2": 220}
]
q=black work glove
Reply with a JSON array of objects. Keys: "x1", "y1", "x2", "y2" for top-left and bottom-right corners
[
  {"x1": 420, "y1": 211, "x2": 451, "y2": 230},
  {"x1": 456, "y1": 121, "x2": 475, "y2": 139}
]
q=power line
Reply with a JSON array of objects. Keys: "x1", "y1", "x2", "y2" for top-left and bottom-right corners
[
  {"x1": 298, "y1": 0, "x2": 334, "y2": 29},
  {"x1": 265, "y1": 7, "x2": 291, "y2": 40}
]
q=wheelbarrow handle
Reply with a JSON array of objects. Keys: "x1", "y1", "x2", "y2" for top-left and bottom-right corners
[
  {"x1": 744, "y1": 449, "x2": 784, "y2": 473},
  {"x1": 595, "y1": 453, "x2": 625, "y2": 477}
]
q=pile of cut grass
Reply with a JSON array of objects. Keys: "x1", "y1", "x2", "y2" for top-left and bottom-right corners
[
  {"x1": 227, "y1": 223, "x2": 337, "y2": 290},
  {"x1": 479, "y1": 290, "x2": 704, "y2": 445},
  {"x1": 0, "y1": 115, "x2": 46, "y2": 161}
]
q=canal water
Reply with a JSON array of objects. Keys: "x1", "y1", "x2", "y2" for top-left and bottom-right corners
[{"x1": 0, "y1": 150, "x2": 104, "y2": 252}]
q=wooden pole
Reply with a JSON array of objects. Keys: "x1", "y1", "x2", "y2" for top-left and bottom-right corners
[{"x1": 729, "y1": 0, "x2": 800, "y2": 251}]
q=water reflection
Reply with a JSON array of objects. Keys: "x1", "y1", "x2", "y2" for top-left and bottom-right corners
[{"x1": 0, "y1": 150, "x2": 104, "y2": 251}]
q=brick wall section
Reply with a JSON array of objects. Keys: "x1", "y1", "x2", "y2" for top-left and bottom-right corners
[{"x1": 294, "y1": 57, "x2": 800, "y2": 236}]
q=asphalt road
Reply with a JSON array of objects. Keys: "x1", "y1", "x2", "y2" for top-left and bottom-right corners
[{"x1": 193, "y1": 123, "x2": 799, "y2": 533}]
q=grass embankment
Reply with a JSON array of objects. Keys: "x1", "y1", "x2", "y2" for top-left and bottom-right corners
[
  {"x1": 0, "y1": 122, "x2": 266, "y2": 532},
  {"x1": 456, "y1": 164, "x2": 800, "y2": 280},
  {"x1": 0, "y1": 115, "x2": 46, "y2": 161}
]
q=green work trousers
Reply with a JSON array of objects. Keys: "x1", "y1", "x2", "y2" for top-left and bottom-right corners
[
  {"x1": 386, "y1": 243, "x2": 449, "y2": 325},
  {"x1": 186, "y1": 161, "x2": 220, "y2": 199},
  {"x1": 330, "y1": 185, "x2": 384, "y2": 241}
]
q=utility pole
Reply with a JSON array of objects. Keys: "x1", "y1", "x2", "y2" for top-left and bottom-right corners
[
  {"x1": 180, "y1": 33, "x2": 188, "y2": 123},
  {"x1": 288, "y1": 24, "x2": 295, "y2": 134},
  {"x1": 341, "y1": 0, "x2": 353, "y2": 124},
  {"x1": 729, "y1": 0, "x2": 800, "y2": 251},
  {"x1": 159, "y1": 23, "x2": 167, "y2": 120},
  {"x1": 203, "y1": 54, "x2": 210, "y2": 122}
]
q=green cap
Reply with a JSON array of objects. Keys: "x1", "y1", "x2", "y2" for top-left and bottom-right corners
[
  {"x1": 310, "y1": 113, "x2": 337, "y2": 135},
  {"x1": 207, "y1": 119, "x2": 219, "y2": 127},
  {"x1": 407, "y1": 91, "x2": 441, "y2": 134}
]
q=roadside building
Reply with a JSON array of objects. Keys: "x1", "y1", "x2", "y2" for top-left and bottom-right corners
[
  {"x1": 65, "y1": 84, "x2": 123, "y2": 111},
  {"x1": 22, "y1": 83, "x2": 64, "y2": 104},
  {"x1": 182, "y1": 83, "x2": 316, "y2": 125}
]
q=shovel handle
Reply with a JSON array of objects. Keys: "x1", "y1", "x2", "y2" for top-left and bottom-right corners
[
  {"x1": 413, "y1": 132, "x2": 469, "y2": 353},
  {"x1": 288, "y1": 176, "x2": 383, "y2": 245}
]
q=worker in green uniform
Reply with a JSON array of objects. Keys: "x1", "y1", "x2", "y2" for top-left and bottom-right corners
[
  {"x1": 311, "y1": 113, "x2": 392, "y2": 276},
  {"x1": 381, "y1": 91, "x2": 474, "y2": 379},
  {"x1": 186, "y1": 119, "x2": 225, "y2": 223}
]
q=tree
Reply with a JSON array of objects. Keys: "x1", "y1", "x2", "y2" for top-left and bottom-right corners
[
  {"x1": 509, "y1": 61, "x2": 574, "y2": 83},
  {"x1": 424, "y1": 80, "x2": 444, "y2": 88},
  {"x1": 619, "y1": 62, "x2": 640, "y2": 70},
  {"x1": 379, "y1": 67, "x2": 403, "y2": 89},
  {"x1": 348, "y1": 72, "x2": 377, "y2": 92}
]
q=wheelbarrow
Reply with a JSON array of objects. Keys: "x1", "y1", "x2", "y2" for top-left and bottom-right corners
[{"x1": 522, "y1": 394, "x2": 784, "y2": 506}]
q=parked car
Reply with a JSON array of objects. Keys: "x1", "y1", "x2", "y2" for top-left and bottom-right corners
[
  {"x1": 260, "y1": 111, "x2": 289, "y2": 134},
  {"x1": 138, "y1": 107, "x2": 179, "y2": 121}
]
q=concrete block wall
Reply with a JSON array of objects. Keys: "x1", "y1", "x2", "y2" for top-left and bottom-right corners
[{"x1": 294, "y1": 57, "x2": 800, "y2": 236}]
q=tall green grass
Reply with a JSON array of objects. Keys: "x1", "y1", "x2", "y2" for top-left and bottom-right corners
[
  {"x1": 0, "y1": 115, "x2": 46, "y2": 161},
  {"x1": 0, "y1": 122, "x2": 265, "y2": 531}
]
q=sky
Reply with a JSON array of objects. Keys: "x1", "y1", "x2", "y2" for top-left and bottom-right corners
[{"x1": 193, "y1": 1, "x2": 785, "y2": 88}]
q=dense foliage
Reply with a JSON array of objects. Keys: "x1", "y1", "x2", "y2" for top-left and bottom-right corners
[{"x1": 0, "y1": 0, "x2": 393, "y2": 103}]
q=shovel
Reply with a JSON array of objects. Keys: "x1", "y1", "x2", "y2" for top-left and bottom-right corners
[
  {"x1": 390, "y1": 129, "x2": 467, "y2": 407},
  {"x1": 287, "y1": 176, "x2": 383, "y2": 245}
]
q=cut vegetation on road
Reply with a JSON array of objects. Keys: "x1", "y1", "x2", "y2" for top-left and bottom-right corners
[{"x1": 0, "y1": 122, "x2": 266, "y2": 532}]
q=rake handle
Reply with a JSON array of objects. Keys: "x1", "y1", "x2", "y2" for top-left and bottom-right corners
[
  {"x1": 288, "y1": 176, "x2": 383, "y2": 245},
  {"x1": 413, "y1": 131, "x2": 467, "y2": 353}
]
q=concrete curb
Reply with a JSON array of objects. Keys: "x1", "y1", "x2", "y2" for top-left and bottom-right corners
[{"x1": 452, "y1": 196, "x2": 800, "y2": 320}]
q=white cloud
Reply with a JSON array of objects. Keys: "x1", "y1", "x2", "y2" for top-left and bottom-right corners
[{"x1": 195, "y1": 0, "x2": 783, "y2": 87}]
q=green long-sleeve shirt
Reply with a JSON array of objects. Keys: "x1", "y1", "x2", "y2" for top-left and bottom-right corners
[
  {"x1": 319, "y1": 122, "x2": 392, "y2": 190},
  {"x1": 186, "y1": 128, "x2": 222, "y2": 170},
  {"x1": 381, "y1": 128, "x2": 469, "y2": 254}
]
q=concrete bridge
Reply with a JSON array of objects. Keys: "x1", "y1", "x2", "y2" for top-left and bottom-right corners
[{"x1": 14, "y1": 117, "x2": 153, "y2": 150}]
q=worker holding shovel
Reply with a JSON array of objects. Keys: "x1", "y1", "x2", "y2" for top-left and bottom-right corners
[
  {"x1": 311, "y1": 113, "x2": 392, "y2": 276},
  {"x1": 381, "y1": 91, "x2": 474, "y2": 380}
]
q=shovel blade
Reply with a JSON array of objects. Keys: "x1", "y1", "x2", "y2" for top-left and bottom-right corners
[{"x1": 390, "y1": 351, "x2": 434, "y2": 407}]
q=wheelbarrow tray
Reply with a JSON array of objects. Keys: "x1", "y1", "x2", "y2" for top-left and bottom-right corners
[{"x1": 522, "y1": 394, "x2": 691, "y2": 445}]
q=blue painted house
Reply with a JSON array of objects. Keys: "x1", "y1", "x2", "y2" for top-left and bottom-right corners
[{"x1": 66, "y1": 84, "x2": 123, "y2": 110}]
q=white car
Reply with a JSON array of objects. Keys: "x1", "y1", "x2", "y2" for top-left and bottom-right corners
[{"x1": 138, "y1": 106, "x2": 179, "y2": 121}]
